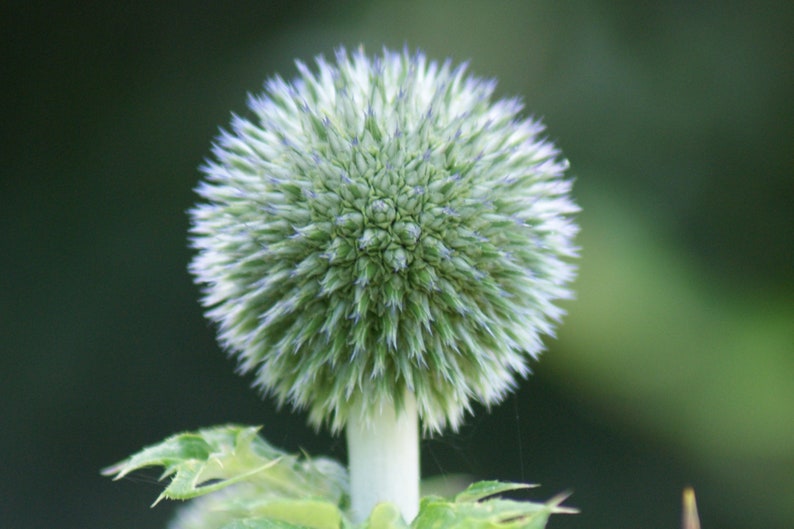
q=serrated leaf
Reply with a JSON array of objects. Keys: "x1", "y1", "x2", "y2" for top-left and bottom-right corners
[
  {"x1": 454, "y1": 481, "x2": 536, "y2": 503},
  {"x1": 413, "y1": 481, "x2": 575, "y2": 529},
  {"x1": 103, "y1": 425, "x2": 348, "y2": 507},
  {"x1": 102, "y1": 425, "x2": 275, "y2": 504}
]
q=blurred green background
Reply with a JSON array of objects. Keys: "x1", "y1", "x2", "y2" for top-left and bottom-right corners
[{"x1": 2, "y1": 2, "x2": 792, "y2": 528}]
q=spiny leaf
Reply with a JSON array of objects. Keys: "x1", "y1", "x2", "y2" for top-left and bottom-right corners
[
  {"x1": 412, "y1": 481, "x2": 576, "y2": 529},
  {"x1": 102, "y1": 425, "x2": 348, "y2": 506},
  {"x1": 454, "y1": 481, "x2": 537, "y2": 503}
]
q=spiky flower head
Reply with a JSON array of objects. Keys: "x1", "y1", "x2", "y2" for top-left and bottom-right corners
[{"x1": 190, "y1": 47, "x2": 578, "y2": 434}]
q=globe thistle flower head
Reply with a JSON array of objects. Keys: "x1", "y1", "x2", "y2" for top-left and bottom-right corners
[{"x1": 190, "y1": 47, "x2": 578, "y2": 434}]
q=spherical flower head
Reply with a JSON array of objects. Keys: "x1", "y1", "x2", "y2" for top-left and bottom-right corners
[{"x1": 190, "y1": 47, "x2": 579, "y2": 434}]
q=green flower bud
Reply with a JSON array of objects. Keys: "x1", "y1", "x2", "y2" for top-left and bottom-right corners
[{"x1": 189, "y1": 47, "x2": 578, "y2": 434}]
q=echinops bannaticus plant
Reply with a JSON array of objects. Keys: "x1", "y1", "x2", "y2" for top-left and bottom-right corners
[
  {"x1": 191, "y1": 45, "x2": 577, "y2": 429},
  {"x1": 105, "y1": 46, "x2": 579, "y2": 528}
]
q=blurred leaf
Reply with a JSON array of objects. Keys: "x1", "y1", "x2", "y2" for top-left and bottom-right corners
[
  {"x1": 682, "y1": 488, "x2": 701, "y2": 529},
  {"x1": 166, "y1": 483, "x2": 345, "y2": 529},
  {"x1": 420, "y1": 474, "x2": 473, "y2": 498},
  {"x1": 220, "y1": 519, "x2": 307, "y2": 529},
  {"x1": 250, "y1": 499, "x2": 343, "y2": 529},
  {"x1": 552, "y1": 189, "x2": 794, "y2": 524},
  {"x1": 366, "y1": 504, "x2": 409, "y2": 529}
]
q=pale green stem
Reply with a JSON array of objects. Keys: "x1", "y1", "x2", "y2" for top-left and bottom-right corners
[{"x1": 346, "y1": 392, "x2": 420, "y2": 523}]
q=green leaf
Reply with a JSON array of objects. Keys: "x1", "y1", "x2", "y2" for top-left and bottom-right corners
[
  {"x1": 102, "y1": 425, "x2": 348, "y2": 507},
  {"x1": 250, "y1": 499, "x2": 343, "y2": 529},
  {"x1": 166, "y1": 483, "x2": 346, "y2": 529},
  {"x1": 220, "y1": 519, "x2": 308, "y2": 529},
  {"x1": 412, "y1": 481, "x2": 575, "y2": 529},
  {"x1": 453, "y1": 481, "x2": 536, "y2": 503},
  {"x1": 365, "y1": 503, "x2": 409, "y2": 529},
  {"x1": 105, "y1": 430, "x2": 574, "y2": 529}
]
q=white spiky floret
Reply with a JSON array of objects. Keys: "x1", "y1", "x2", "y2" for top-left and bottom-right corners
[{"x1": 190, "y1": 46, "x2": 579, "y2": 434}]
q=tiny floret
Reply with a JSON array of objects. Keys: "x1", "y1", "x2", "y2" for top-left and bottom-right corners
[{"x1": 190, "y1": 47, "x2": 579, "y2": 433}]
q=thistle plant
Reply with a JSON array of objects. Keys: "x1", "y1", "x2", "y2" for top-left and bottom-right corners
[{"x1": 105, "y1": 47, "x2": 579, "y2": 529}]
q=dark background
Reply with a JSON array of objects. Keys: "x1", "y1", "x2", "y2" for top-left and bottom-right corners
[{"x1": 2, "y1": 2, "x2": 792, "y2": 528}]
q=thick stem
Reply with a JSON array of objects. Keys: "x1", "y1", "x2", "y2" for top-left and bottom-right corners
[{"x1": 346, "y1": 392, "x2": 420, "y2": 523}]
